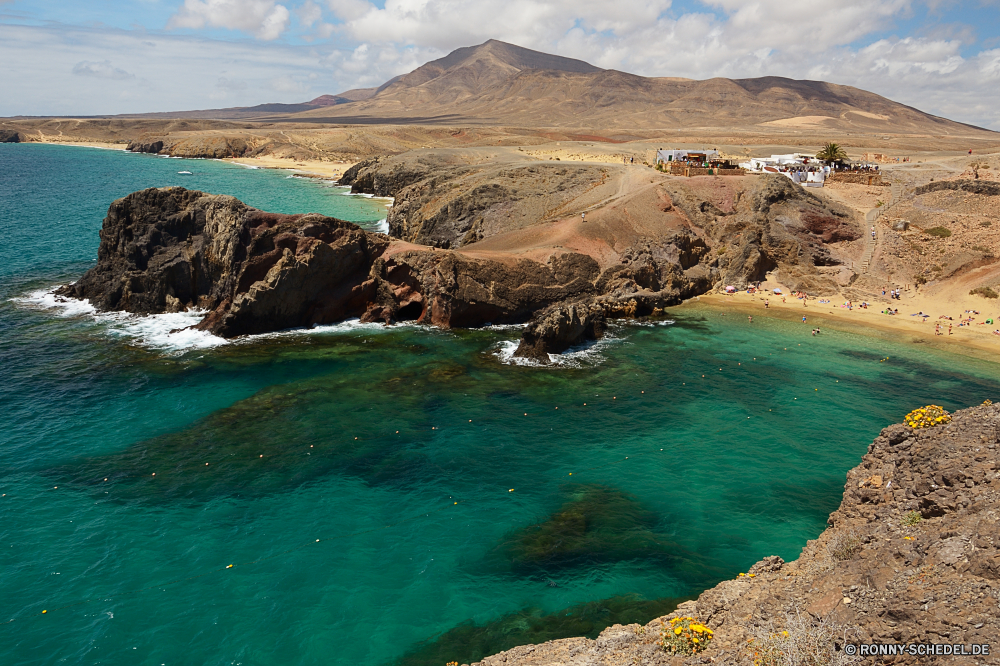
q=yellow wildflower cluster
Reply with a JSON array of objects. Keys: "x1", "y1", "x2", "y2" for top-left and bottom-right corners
[
  {"x1": 660, "y1": 616, "x2": 714, "y2": 655},
  {"x1": 904, "y1": 405, "x2": 951, "y2": 429},
  {"x1": 984, "y1": 399, "x2": 993, "y2": 406}
]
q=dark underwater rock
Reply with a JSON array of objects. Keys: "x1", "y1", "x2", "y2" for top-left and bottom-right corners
[
  {"x1": 393, "y1": 595, "x2": 689, "y2": 666},
  {"x1": 497, "y1": 484, "x2": 696, "y2": 570}
]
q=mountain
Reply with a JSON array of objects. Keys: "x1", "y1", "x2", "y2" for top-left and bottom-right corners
[
  {"x1": 93, "y1": 40, "x2": 992, "y2": 135},
  {"x1": 288, "y1": 40, "x2": 991, "y2": 135}
]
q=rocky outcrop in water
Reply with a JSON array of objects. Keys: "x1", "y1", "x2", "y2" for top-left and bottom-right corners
[
  {"x1": 60, "y1": 188, "x2": 709, "y2": 338},
  {"x1": 514, "y1": 300, "x2": 608, "y2": 361},
  {"x1": 475, "y1": 403, "x2": 1000, "y2": 665}
]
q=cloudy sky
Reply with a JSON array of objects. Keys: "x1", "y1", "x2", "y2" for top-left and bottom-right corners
[{"x1": 3, "y1": 0, "x2": 1000, "y2": 128}]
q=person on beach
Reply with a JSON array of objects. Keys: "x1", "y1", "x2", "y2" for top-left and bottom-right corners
[
  {"x1": 765, "y1": 299, "x2": 769, "y2": 308},
  {"x1": 802, "y1": 316, "x2": 807, "y2": 323},
  {"x1": 748, "y1": 316, "x2": 753, "y2": 324},
  {"x1": 581, "y1": 212, "x2": 586, "y2": 222},
  {"x1": 949, "y1": 324, "x2": 953, "y2": 335}
]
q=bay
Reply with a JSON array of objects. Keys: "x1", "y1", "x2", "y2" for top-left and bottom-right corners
[{"x1": 1, "y1": 144, "x2": 997, "y2": 666}]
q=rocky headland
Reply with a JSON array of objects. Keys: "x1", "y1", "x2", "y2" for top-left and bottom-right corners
[
  {"x1": 55, "y1": 187, "x2": 710, "y2": 340},
  {"x1": 474, "y1": 403, "x2": 1000, "y2": 665},
  {"x1": 56, "y1": 150, "x2": 865, "y2": 357}
]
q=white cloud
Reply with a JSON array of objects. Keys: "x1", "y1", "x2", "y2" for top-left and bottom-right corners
[
  {"x1": 168, "y1": 0, "x2": 291, "y2": 40},
  {"x1": 72, "y1": 60, "x2": 135, "y2": 80},
  {"x1": 296, "y1": 0, "x2": 323, "y2": 27},
  {"x1": 0, "y1": 23, "x2": 375, "y2": 115},
  {"x1": 4, "y1": 0, "x2": 1000, "y2": 129}
]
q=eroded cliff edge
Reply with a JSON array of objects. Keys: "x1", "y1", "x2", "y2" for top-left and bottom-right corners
[
  {"x1": 473, "y1": 404, "x2": 1000, "y2": 665},
  {"x1": 55, "y1": 187, "x2": 710, "y2": 338},
  {"x1": 56, "y1": 158, "x2": 862, "y2": 355}
]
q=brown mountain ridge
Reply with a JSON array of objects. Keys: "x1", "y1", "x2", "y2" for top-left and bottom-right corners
[{"x1": 84, "y1": 39, "x2": 993, "y2": 137}]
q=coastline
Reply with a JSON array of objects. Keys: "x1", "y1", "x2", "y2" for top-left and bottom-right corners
[
  {"x1": 683, "y1": 291, "x2": 1000, "y2": 363},
  {"x1": 22, "y1": 140, "x2": 127, "y2": 150},
  {"x1": 223, "y1": 155, "x2": 354, "y2": 180}
]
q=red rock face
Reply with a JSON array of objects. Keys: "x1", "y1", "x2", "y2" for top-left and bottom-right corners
[{"x1": 802, "y1": 210, "x2": 862, "y2": 243}]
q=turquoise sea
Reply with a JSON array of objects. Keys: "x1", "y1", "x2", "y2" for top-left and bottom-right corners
[{"x1": 2, "y1": 143, "x2": 999, "y2": 666}]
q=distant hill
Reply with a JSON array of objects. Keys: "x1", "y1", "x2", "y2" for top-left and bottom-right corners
[
  {"x1": 99, "y1": 40, "x2": 994, "y2": 135},
  {"x1": 120, "y1": 90, "x2": 377, "y2": 120}
]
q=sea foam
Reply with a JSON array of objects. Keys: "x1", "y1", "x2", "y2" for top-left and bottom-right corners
[{"x1": 493, "y1": 333, "x2": 622, "y2": 368}]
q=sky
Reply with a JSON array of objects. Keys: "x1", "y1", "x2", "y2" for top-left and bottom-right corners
[{"x1": 2, "y1": 0, "x2": 1000, "y2": 129}]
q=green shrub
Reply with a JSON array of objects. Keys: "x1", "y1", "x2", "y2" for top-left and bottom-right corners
[
  {"x1": 981, "y1": 221, "x2": 992, "y2": 228},
  {"x1": 924, "y1": 226, "x2": 952, "y2": 238},
  {"x1": 970, "y1": 286, "x2": 999, "y2": 299},
  {"x1": 901, "y1": 511, "x2": 922, "y2": 527},
  {"x1": 915, "y1": 276, "x2": 927, "y2": 285}
]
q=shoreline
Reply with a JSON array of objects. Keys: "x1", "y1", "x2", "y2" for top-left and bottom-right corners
[
  {"x1": 21, "y1": 140, "x2": 127, "y2": 150},
  {"x1": 683, "y1": 291, "x2": 1000, "y2": 364},
  {"x1": 222, "y1": 155, "x2": 354, "y2": 180}
]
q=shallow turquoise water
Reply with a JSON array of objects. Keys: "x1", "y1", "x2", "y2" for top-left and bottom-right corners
[{"x1": 2, "y1": 144, "x2": 999, "y2": 666}]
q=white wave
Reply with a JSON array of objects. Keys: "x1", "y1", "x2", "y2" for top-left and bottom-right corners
[
  {"x1": 13, "y1": 287, "x2": 225, "y2": 352},
  {"x1": 14, "y1": 288, "x2": 97, "y2": 317},
  {"x1": 107, "y1": 311, "x2": 227, "y2": 351},
  {"x1": 482, "y1": 323, "x2": 527, "y2": 331},
  {"x1": 492, "y1": 334, "x2": 621, "y2": 368},
  {"x1": 229, "y1": 161, "x2": 260, "y2": 170},
  {"x1": 374, "y1": 218, "x2": 389, "y2": 234},
  {"x1": 624, "y1": 319, "x2": 676, "y2": 327}
]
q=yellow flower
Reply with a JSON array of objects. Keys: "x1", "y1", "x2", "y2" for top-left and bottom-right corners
[
  {"x1": 692, "y1": 637, "x2": 700, "y2": 644},
  {"x1": 675, "y1": 627, "x2": 682, "y2": 635}
]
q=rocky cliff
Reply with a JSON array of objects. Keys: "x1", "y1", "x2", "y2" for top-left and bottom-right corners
[
  {"x1": 0, "y1": 129, "x2": 22, "y2": 143},
  {"x1": 475, "y1": 403, "x2": 1000, "y2": 665},
  {"x1": 56, "y1": 188, "x2": 711, "y2": 339},
  {"x1": 341, "y1": 152, "x2": 613, "y2": 249}
]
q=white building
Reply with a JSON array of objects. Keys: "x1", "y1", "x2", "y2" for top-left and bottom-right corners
[
  {"x1": 739, "y1": 153, "x2": 828, "y2": 187},
  {"x1": 656, "y1": 149, "x2": 720, "y2": 165}
]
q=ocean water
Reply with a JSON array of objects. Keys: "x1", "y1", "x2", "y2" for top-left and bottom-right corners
[{"x1": 2, "y1": 144, "x2": 999, "y2": 666}]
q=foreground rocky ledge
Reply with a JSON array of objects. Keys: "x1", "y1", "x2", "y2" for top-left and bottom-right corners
[{"x1": 475, "y1": 404, "x2": 1000, "y2": 665}]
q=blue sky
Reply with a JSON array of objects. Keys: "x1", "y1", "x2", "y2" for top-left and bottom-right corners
[{"x1": 3, "y1": 0, "x2": 1000, "y2": 129}]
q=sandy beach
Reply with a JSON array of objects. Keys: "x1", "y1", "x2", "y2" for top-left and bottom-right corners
[
  {"x1": 223, "y1": 155, "x2": 353, "y2": 180},
  {"x1": 689, "y1": 289, "x2": 1000, "y2": 361},
  {"x1": 38, "y1": 140, "x2": 127, "y2": 150}
]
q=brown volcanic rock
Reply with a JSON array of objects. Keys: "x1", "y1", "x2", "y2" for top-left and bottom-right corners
[
  {"x1": 703, "y1": 175, "x2": 861, "y2": 290},
  {"x1": 513, "y1": 300, "x2": 607, "y2": 361},
  {"x1": 0, "y1": 129, "x2": 22, "y2": 142},
  {"x1": 476, "y1": 403, "x2": 1000, "y2": 665},
  {"x1": 55, "y1": 187, "x2": 626, "y2": 336},
  {"x1": 342, "y1": 149, "x2": 614, "y2": 249}
]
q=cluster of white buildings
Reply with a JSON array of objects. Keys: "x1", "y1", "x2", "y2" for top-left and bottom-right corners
[{"x1": 738, "y1": 153, "x2": 830, "y2": 187}]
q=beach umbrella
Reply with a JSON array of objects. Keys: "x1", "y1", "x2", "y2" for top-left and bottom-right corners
[
  {"x1": 725, "y1": 285, "x2": 736, "y2": 293},
  {"x1": 773, "y1": 288, "x2": 782, "y2": 294}
]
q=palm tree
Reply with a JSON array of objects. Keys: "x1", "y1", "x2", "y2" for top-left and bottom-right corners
[{"x1": 816, "y1": 142, "x2": 849, "y2": 163}]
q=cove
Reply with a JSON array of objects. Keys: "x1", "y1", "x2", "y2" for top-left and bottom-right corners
[{"x1": 3, "y1": 144, "x2": 1000, "y2": 666}]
